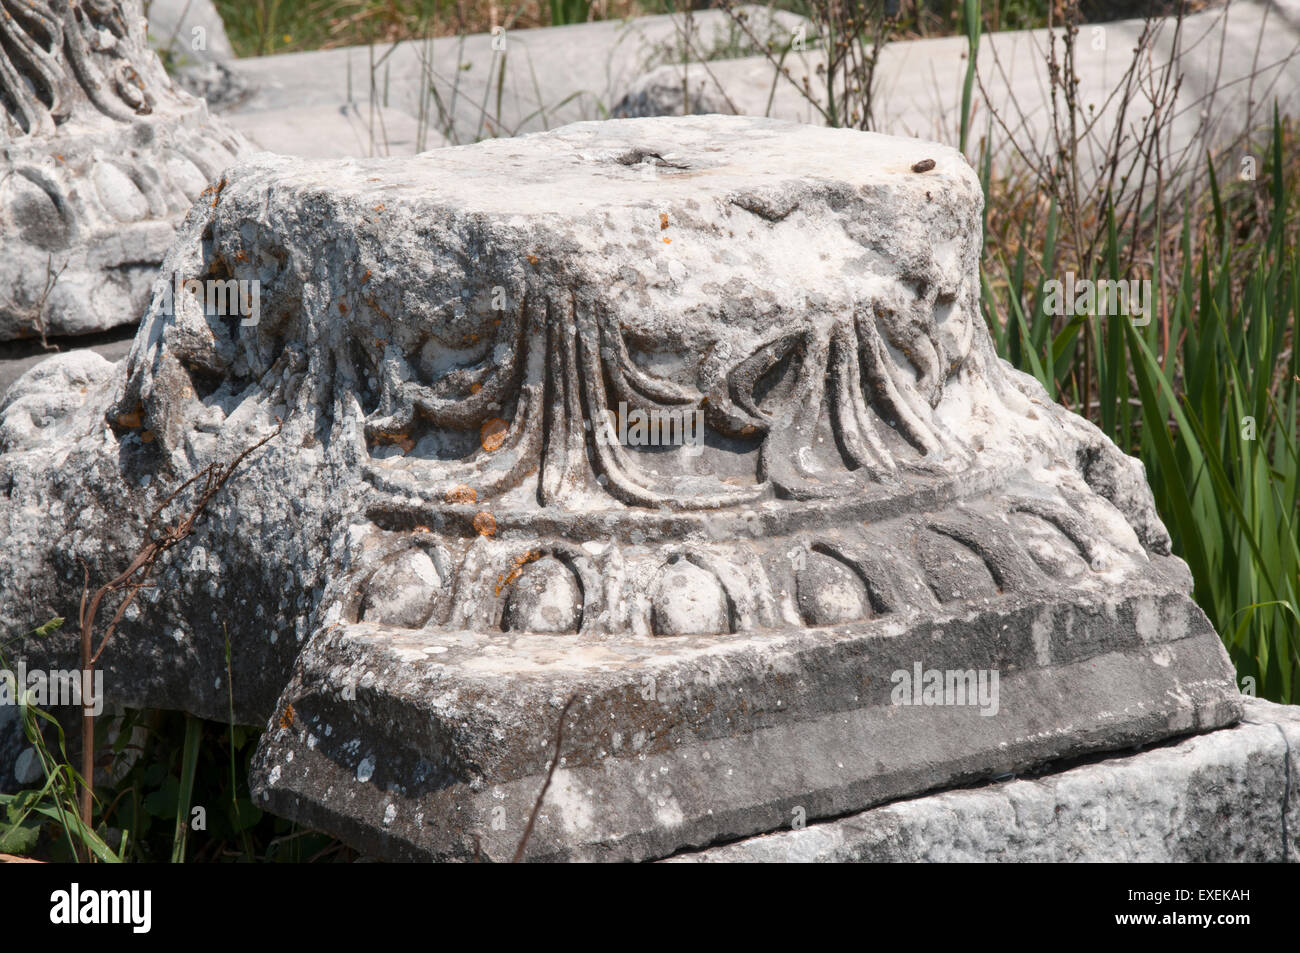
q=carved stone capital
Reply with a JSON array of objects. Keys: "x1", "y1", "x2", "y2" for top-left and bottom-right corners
[{"x1": 0, "y1": 0, "x2": 250, "y2": 339}]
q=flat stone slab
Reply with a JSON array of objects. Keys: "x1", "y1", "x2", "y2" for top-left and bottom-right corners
[
  {"x1": 213, "y1": 8, "x2": 807, "y2": 152},
  {"x1": 225, "y1": 104, "x2": 431, "y2": 159},
  {"x1": 669, "y1": 697, "x2": 1298, "y2": 862},
  {"x1": 613, "y1": 3, "x2": 1300, "y2": 189},
  {"x1": 206, "y1": 4, "x2": 1300, "y2": 173}
]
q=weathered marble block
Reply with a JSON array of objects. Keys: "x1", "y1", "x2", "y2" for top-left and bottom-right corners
[
  {"x1": 669, "y1": 698, "x2": 1300, "y2": 863},
  {"x1": 0, "y1": 116, "x2": 1241, "y2": 860},
  {"x1": 0, "y1": 0, "x2": 250, "y2": 340}
]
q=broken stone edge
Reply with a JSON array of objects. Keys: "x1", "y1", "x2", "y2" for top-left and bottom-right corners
[
  {"x1": 666, "y1": 697, "x2": 1298, "y2": 862},
  {"x1": 251, "y1": 565, "x2": 1243, "y2": 862}
]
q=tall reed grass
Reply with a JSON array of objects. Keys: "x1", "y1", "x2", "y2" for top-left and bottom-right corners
[{"x1": 980, "y1": 113, "x2": 1300, "y2": 703}]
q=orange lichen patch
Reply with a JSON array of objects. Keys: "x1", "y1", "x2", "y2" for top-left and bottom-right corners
[
  {"x1": 116, "y1": 407, "x2": 143, "y2": 428},
  {"x1": 338, "y1": 302, "x2": 349, "y2": 315},
  {"x1": 472, "y1": 512, "x2": 497, "y2": 537},
  {"x1": 365, "y1": 297, "x2": 390, "y2": 319},
  {"x1": 361, "y1": 269, "x2": 372, "y2": 284},
  {"x1": 140, "y1": 430, "x2": 155, "y2": 444},
  {"x1": 663, "y1": 237, "x2": 672, "y2": 244},
  {"x1": 234, "y1": 249, "x2": 249, "y2": 263},
  {"x1": 412, "y1": 524, "x2": 431, "y2": 534},
  {"x1": 206, "y1": 176, "x2": 228, "y2": 208},
  {"x1": 660, "y1": 212, "x2": 669, "y2": 230},
  {"x1": 470, "y1": 382, "x2": 483, "y2": 394},
  {"x1": 370, "y1": 430, "x2": 415, "y2": 454},
  {"x1": 374, "y1": 203, "x2": 385, "y2": 212},
  {"x1": 496, "y1": 549, "x2": 541, "y2": 595},
  {"x1": 527, "y1": 254, "x2": 539, "y2": 265},
  {"x1": 279, "y1": 703, "x2": 295, "y2": 731},
  {"x1": 444, "y1": 484, "x2": 477, "y2": 505},
  {"x1": 480, "y1": 417, "x2": 509, "y2": 452}
]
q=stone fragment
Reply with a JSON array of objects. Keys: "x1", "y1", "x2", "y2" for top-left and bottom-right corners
[
  {"x1": 0, "y1": 326, "x2": 135, "y2": 396},
  {"x1": 612, "y1": 64, "x2": 736, "y2": 119},
  {"x1": 669, "y1": 698, "x2": 1300, "y2": 862},
  {"x1": 0, "y1": 116, "x2": 1244, "y2": 861},
  {"x1": 13, "y1": 747, "x2": 42, "y2": 787},
  {"x1": 0, "y1": 0, "x2": 251, "y2": 340},
  {"x1": 169, "y1": 59, "x2": 253, "y2": 112}
]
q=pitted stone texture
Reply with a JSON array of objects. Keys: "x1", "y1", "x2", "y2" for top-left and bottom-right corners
[
  {"x1": 670, "y1": 698, "x2": 1299, "y2": 863},
  {"x1": 501, "y1": 555, "x2": 584, "y2": 634},
  {"x1": 252, "y1": 570, "x2": 1240, "y2": 862},
  {"x1": 649, "y1": 557, "x2": 730, "y2": 636},
  {"x1": 359, "y1": 549, "x2": 443, "y2": 630},
  {"x1": 0, "y1": 117, "x2": 1241, "y2": 859},
  {"x1": 0, "y1": 0, "x2": 252, "y2": 340}
]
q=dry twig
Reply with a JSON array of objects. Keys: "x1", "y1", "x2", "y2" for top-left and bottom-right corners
[
  {"x1": 75, "y1": 423, "x2": 282, "y2": 853},
  {"x1": 513, "y1": 693, "x2": 577, "y2": 862}
]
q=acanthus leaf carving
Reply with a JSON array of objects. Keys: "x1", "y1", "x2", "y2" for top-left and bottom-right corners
[{"x1": 0, "y1": 0, "x2": 170, "y2": 139}]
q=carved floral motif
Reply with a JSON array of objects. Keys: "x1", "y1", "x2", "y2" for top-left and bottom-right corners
[
  {"x1": 350, "y1": 285, "x2": 980, "y2": 509},
  {"x1": 0, "y1": 0, "x2": 167, "y2": 138}
]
